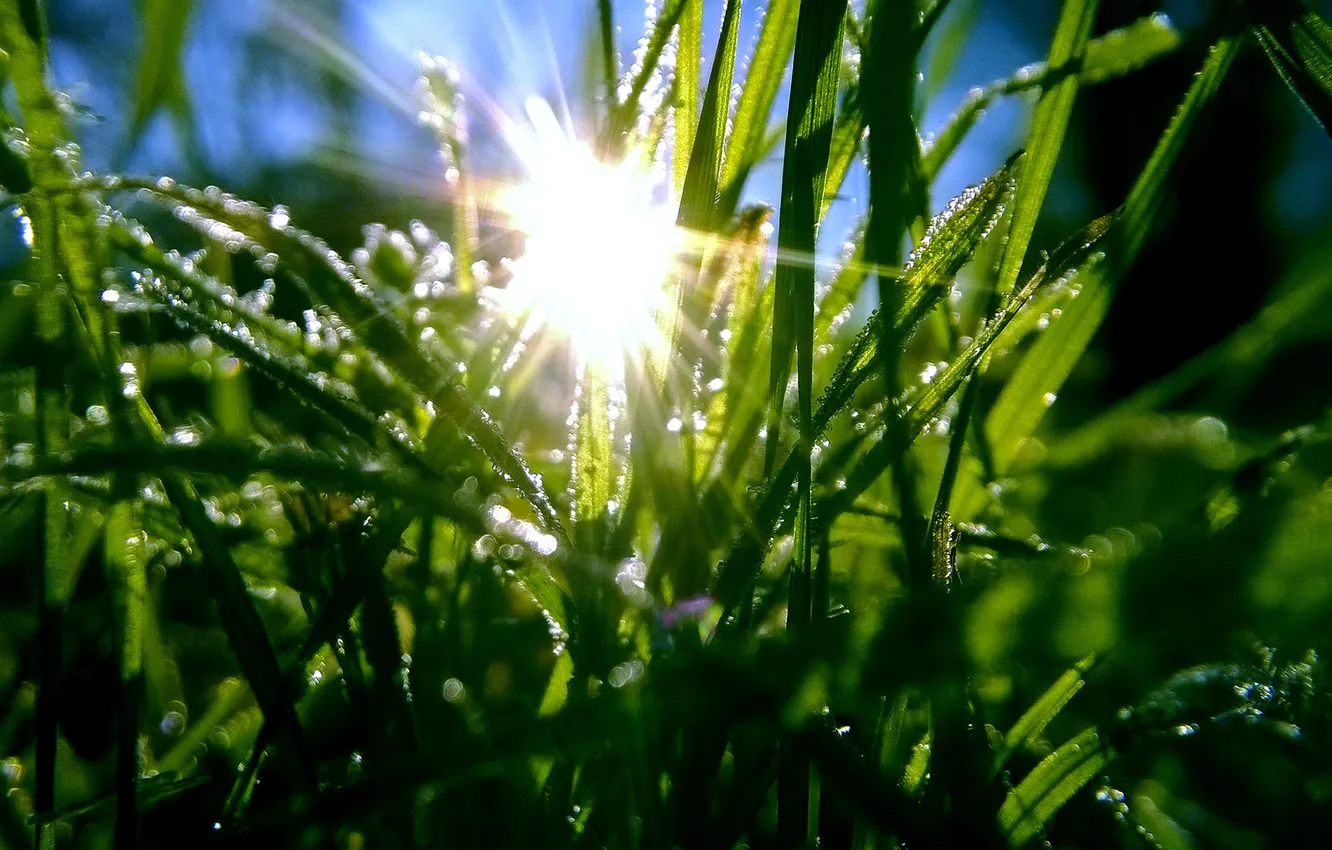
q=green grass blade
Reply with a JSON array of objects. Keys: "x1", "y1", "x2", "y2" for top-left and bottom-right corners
[
  {"x1": 922, "y1": 13, "x2": 1181, "y2": 180},
  {"x1": 673, "y1": 0, "x2": 702, "y2": 198},
  {"x1": 827, "y1": 213, "x2": 1116, "y2": 515},
  {"x1": 998, "y1": 727, "x2": 1110, "y2": 847},
  {"x1": 1254, "y1": 2, "x2": 1332, "y2": 133},
  {"x1": 574, "y1": 366, "x2": 614, "y2": 555},
  {"x1": 161, "y1": 473, "x2": 318, "y2": 790},
  {"x1": 772, "y1": 3, "x2": 846, "y2": 839},
  {"x1": 615, "y1": 0, "x2": 687, "y2": 137},
  {"x1": 598, "y1": 0, "x2": 618, "y2": 110},
  {"x1": 88, "y1": 176, "x2": 564, "y2": 534},
  {"x1": 126, "y1": 0, "x2": 194, "y2": 155},
  {"x1": 676, "y1": 0, "x2": 742, "y2": 234},
  {"x1": 992, "y1": 654, "x2": 1097, "y2": 777},
  {"x1": 992, "y1": 0, "x2": 1099, "y2": 301},
  {"x1": 982, "y1": 38, "x2": 1241, "y2": 477},
  {"x1": 766, "y1": 0, "x2": 846, "y2": 473},
  {"x1": 719, "y1": 0, "x2": 801, "y2": 215},
  {"x1": 814, "y1": 154, "x2": 1020, "y2": 437},
  {"x1": 107, "y1": 501, "x2": 146, "y2": 847}
]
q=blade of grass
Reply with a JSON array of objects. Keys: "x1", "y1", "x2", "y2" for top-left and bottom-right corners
[
  {"x1": 614, "y1": 0, "x2": 687, "y2": 138},
  {"x1": 992, "y1": 654, "x2": 1097, "y2": 777},
  {"x1": 997, "y1": 727, "x2": 1110, "y2": 847},
  {"x1": 772, "y1": 2, "x2": 846, "y2": 840},
  {"x1": 718, "y1": 0, "x2": 801, "y2": 217},
  {"x1": 1253, "y1": 1, "x2": 1332, "y2": 133},
  {"x1": 107, "y1": 501, "x2": 146, "y2": 848},
  {"x1": 814, "y1": 154, "x2": 1021, "y2": 436},
  {"x1": 673, "y1": 0, "x2": 702, "y2": 199},
  {"x1": 994, "y1": 0, "x2": 1099, "y2": 302},
  {"x1": 981, "y1": 37, "x2": 1241, "y2": 480},
  {"x1": 922, "y1": 13, "x2": 1181, "y2": 181},
  {"x1": 825, "y1": 213, "x2": 1116, "y2": 517},
  {"x1": 598, "y1": 0, "x2": 618, "y2": 110}
]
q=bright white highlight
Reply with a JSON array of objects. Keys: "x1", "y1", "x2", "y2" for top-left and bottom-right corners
[{"x1": 495, "y1": 98, "x2": 681, "y2": 373}]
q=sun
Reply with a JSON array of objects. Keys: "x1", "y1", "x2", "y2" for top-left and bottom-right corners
[{"x1": 493, "y1": 98, "x2": 683, "y2": 375}]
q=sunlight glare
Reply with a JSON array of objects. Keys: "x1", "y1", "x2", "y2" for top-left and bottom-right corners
[{"x1": 495, "y1": 98, "x2": 681, "y2": 374}]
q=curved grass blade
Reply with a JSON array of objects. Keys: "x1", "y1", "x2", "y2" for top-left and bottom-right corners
[
  {"x1": 997, "y1": 727, "x2": 1110, "y2": 847},
  {"x1": 676, "y1": 0, "x2": 742, "y2": 235},
  {"x1": 827, "y1": 213, "x2": 1116, "y2": 515},
  {"x1": 992, "y1": 654, "x2": 1097, "y2": 777},
  {"x1": 614, "y1": 0, "x2": 687, "y2": 138},
  {"x1": 814, "y1": 153, "x2": 1021, "y2": 437},
  {"x1": 1253, "y1": 1, "x2": 1332, "y2": 133},
  {"x1": 922, "y1": 13, "x2": 1181, "y2": 180},
  {"x1": 982, "y1": 38, "x2": 1241, "y2": 478},
  {"x1": 82, "y1": 175, "x2": 564, "y2": 534}
]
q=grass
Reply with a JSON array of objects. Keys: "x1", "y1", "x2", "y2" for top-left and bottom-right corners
[{"x1": 2, "y1": 0, "x2": 1332, "y2": 847}]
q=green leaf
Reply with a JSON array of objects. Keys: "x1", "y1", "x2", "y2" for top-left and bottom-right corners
[
  {"x1": 814, "y1": 153, "x2": 1022, "y2": 437},
  {"x1": 922, "y1": 13, "x2": 1181, "y2": 181},
  {"x1": 993, "y1": 0, "x2": 1099, "y2": 301},
  {"x1": 127, "y1": 0, "x2": 195, "y2": 155},
  {"x1": 674, "y1": 0, "x2": 702, "y2": 198},
  {"x1": 993, "y1": 654, "x2": 1097, "y2": 776},
  {"x1": 574, "y1": 366, "x2": 614, "y2": 555},
  {"x1": 614, "y1": 0, "x2": 687, "y2": 138},
  {"x1": 998, "y1": 727, "x2": 1110, "y2": 847},
  {"x1": 1253, "y1": 1, "x2": 1332, "y2": 133},
  {"x1": 676, "y1": 0, "x2": 742, "y2": 235},
  {"x1": 826, "y1": 213, "x2": 1116, "y2": 515},
  {"x1": 766, "y1": 0, "x2": 846, "y2": 470},
  {"x1": 982, "y1": 38, "x2": 1241, "y2": 477},
  {"x1": 719, "y1": 0, "x2": 801, "y2": 217}
]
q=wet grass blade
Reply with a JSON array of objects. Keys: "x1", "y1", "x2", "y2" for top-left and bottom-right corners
[
  {"x1": 827, "y1": 213, "x2": 1116, "y2": 515},
  {"x1": 766, "y1": 0, "x2": 845, "y2": 473},
  {"x1": 982, "y1": 38, "x2": 1241, "y2": 477},
  {"x1": 922, "y1": 13, "x2": 1180, "y2": 180},
  {"x1": 107, "y1": 501, "x2": 146, "y2": 847},
  {"x1": 675, "y1": 0, "x2": 742, "y2": 235},
  {"x1": 614, "y1": 0, "x2": 687, "y2": 137},
  {"x1": 992, "y1": 654, "x2": 1097, "y2": 777},
  {"x1": 997, "y1": 727, "x2": 1110, "y2": 847},
  {"x1": 673, "y1": 0, "x2": 702, "y2": 198},
  {"x1": 718, "y1": 0, "x2": 800, "y2": 216},
  {"x1": 89, "y1": 176, "x2": 564, "y2": 534},
  {"x1": 993, "y1": 0, "x2": 1099, "y2": 301},
  {"x1": 1253, "y1": 1, "x2": 1332, "y2": 134},
  {"x1": 814, "y1": 154, "x2": 1020, "y2": 436},
  {"x1": 574, "y1": 367, "x2": 614, "y2": 555}
]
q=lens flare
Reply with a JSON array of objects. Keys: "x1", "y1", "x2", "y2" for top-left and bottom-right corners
[{"x1": 494, "y1": 98, "x2": 682, "y2": 374}]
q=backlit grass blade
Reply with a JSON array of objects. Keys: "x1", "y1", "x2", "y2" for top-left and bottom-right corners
[
  {"x1": 614, "y1": 0, "x2": 687, "y2": 137},
  {"x1": 718, "y1": 0, "x2": 800, "y2": 216},
  {"x1": 676, "y1": 0, "x2": 742, "y2": 234},
  {"x1": 992, "y1": 654, "x2": 1097, "y2": 776},
  {"x1": 982, "y1": 38, "x2": 1241, "y2": 477},
  {"x1": 87, "y1": 176, "x2": 564, "y2": 534},
  {"x1": 598, "y1": 0, "x2": 618, "y2": 109},
  {"x1": 1253, "y1": 1, "x2": 1332, "y2": 133},
  {"x1": 992, "y1": 0, "x2": 1098, "y2": 301},
  {"x1": 998, "y1": 727, "x2": 1110, "y2": 847},
  {"x1": 826, "y1": 213, "x2": 1116, "y2": 515},
  {"x1": 673, "y1": 0, "x2": 702, "y2": 198},
  {"x1": 814, "y1": 154, "x2": 1020, "y2": 436},
  {"x1": 766, "y1": 0, "x2": 846, "y2": 473},
  {"x1": 922, "y1": 13, "x2": 1182, "y2": 180},
  {"x1": 771, "y1": 2, "x2": 846, "y2": 839},
  {"x1": 574, "y1": 366, "x2": 614, "y2": 555}
]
